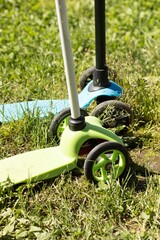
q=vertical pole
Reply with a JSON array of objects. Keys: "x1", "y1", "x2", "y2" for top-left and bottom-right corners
[
  {"x1": 55, "y1": 0, "x2": 80, "y2": 119},
  {"x1": 93, "y1": 0, "x2": 109, "y2": 88},
  {"x1": 94, "y1": 0, "x2": 106, "y2": 68}
]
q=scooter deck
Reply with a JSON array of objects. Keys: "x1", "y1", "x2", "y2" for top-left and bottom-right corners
[
  {"x1": 0, "y1": 80, "x2": 122, "y2": 123},
  {"x1": 0, "y1": 99, "x2": 69, "y2": 123},
  {"x1": 0, "y1": 116, "x2": 124, "y2": 186},
  {"x1": 0, "y1": 146, "x2": 76, "y2": 185}
]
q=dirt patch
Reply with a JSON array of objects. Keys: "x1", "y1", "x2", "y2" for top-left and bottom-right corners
[{"x1": 131, "y1": 149, "x2": 160, "y2": 174}]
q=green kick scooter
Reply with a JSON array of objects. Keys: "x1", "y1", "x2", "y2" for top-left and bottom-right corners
[{"x1": 0, "y1": 0, "x2": 131, "y2": 186}]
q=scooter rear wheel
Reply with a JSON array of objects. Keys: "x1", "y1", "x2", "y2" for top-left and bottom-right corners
[
  {"x1": 84, "y1": 141, "x2": 132, "y2": 184},
  {"x1": 91, "y1": 100, "x2": 134, "y2": 135}
]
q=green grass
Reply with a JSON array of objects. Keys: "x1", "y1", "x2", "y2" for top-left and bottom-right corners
[
  {"x1": 0, "y1": 176, "x2": 160, "y2": 239},
  {"x1": 0, "y1": 0, "x2": 160, "y2": 239}
]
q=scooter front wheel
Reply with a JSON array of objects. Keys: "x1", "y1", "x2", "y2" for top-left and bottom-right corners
[
  {"x1": 80, "y1": 66, "x2": 117, "y2": 90},
  {"x1": 91, "y1": 100, "x2": 134, "y2": 135},
  {"x1": 49, "y1": 108, "x2": 88, "y2": 142},
  {"x1": 80, "y1": 66, "x2": 94, "y2": 90},
  {"x1": 84, "y1": 141, "x2": 131, "y2": 184}
]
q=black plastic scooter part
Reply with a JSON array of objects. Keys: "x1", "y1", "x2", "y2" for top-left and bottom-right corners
[
  {"x1": 69, "y1": 116, "x2": 86, "y2": 131},
  {"x1": 89, "y1": 0, "x2": 110, "y2": 92}
]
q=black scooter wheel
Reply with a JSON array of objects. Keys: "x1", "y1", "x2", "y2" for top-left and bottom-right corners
[
  {"x1": 80, "y1": 66, "x2": 117, "y2": 90},
  {"x1": 84, "y1": 141, "x2": 132, "y2": 184},
  {"x1": 80, "y1": 66, "x2": 94, "y2": 90},
  {"x1": 91, "y1": 100, "x2": 133, "y2": 134}
]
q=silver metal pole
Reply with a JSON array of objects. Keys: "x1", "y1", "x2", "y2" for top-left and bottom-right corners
[{"x1": 55, "y1": 0, "x2": 80, "y2": 119}]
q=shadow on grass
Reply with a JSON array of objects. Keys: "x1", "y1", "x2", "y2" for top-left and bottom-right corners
[
  {"x1": 0, "y1": 236, "x2": 16, "y2": 240},
  {"x1": 1, "y1": 155, "x2": 158, "y2": 203},
  {"x1": 130, "y1": 161, "x2": 159, "y2": 192}
]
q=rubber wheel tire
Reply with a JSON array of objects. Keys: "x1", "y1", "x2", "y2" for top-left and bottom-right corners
[
  {"x1": 80, "y1": 66, "x2": 117, "y2": 90},
  {"x1": 49, "y1": 108, "x2": 88, "y2": 142},
  {"x1": 91, "y1": 100, "x2": 133, "y2": 133},
  {"x1": 80, "y1": 66, "x2": 94, "y2": 90},
  {"x1": 84, "y1": 141, "x2": 132, "y2": 184}
]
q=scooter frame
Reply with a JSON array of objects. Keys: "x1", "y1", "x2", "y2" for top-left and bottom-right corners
[{"x1": 0, "y1": 0, "x2": 132, "y2": 186}]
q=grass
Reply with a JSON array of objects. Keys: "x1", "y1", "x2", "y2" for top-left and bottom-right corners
[
  {"x1": 0, "y1": 176, "x2": 159, "y2": 239},
  {"x1": 0, "y1": 0, "x2": 160, "y2": 239}
]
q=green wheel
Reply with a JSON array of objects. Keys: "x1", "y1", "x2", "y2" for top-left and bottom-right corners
[
  {"x1": 84, "y1": 141, "x2": 131, "y2": 184},
  {"x1": 91, "y1": 100, "x2": 133, "y2": 134},
  {"x1": 49, "y1": 108, "x2": 88, "y2": 142}
]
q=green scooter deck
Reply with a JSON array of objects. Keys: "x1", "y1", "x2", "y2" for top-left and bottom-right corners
[
  {"x1": 0, "y1": 117, "x2": 123, "y2": 186},
  {"x1": 0, "y1": 146, "x2": 76, "y2": 185}
]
